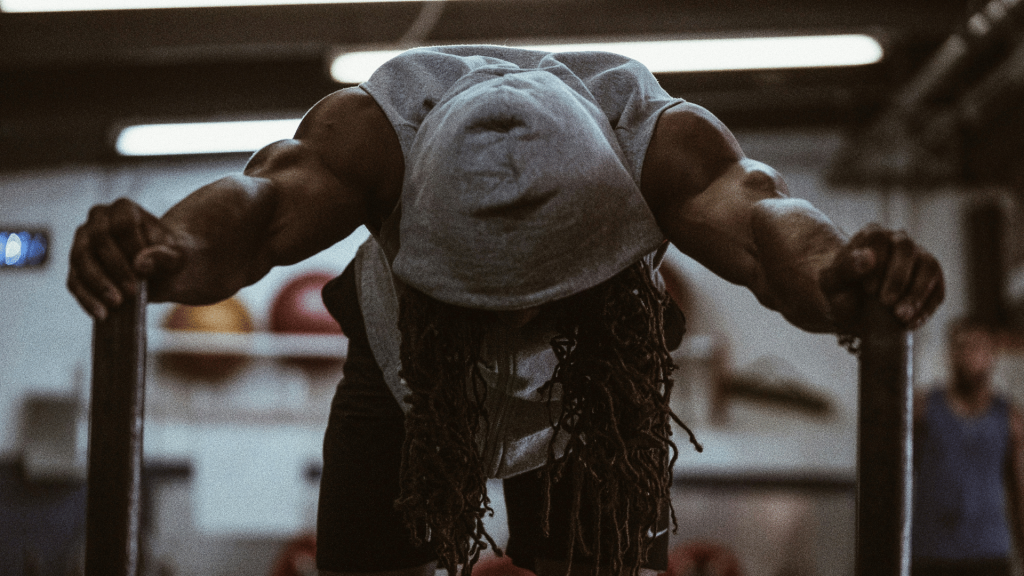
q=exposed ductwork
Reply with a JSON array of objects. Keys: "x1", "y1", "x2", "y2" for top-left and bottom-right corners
[{"x1": 828, "y1": 0, "x2": 1024, "y2": 188}]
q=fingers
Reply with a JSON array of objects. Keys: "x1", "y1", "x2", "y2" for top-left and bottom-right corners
[
  {"x1": 824, "y1": 224, "x2": 945, "y2": 333},
  {"x1": 895, "y1": 258, "x2": 945, "y2": 329},
  {"x1": 67, "y1": 265, "x2": 113, "y2": 321},
  {"x1": 819, "y1": 246, "x2": 876, "y2": 295},
  {"x1": 96, "y1": 222, "x2": 142, "y2": 298},
  {"x1": 108, "y1": 199, "x2": 154, "y2": 295},
  {"x1": 66, "y1": 199, "x2": 180, "y2": 319},
  {"x1": 873, "y1": 231, "x2": 944, "y2": 327},
  {"x1": 878, "y1": 232, "x2": 915, "y2": 307},
  {"x1": 68, "y1": 208, "x2": 133, "y2": 320},
  {"x1": 819, "y1": 223, "x2": 889, "y2": 295}
]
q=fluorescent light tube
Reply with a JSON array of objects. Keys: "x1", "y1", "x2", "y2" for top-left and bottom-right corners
[
  {"x1": 331, "y1": 35, "x2": 884, "y2": 84},
  {"x1": 114, "y1": 34, "x2": 883, "y2": 156},
  {"x1": 0, "y1": 0, "x2": 424, "y2": 11},
  {"x1": 115, "y1": 118, "x2": 300, "y2": 156}
]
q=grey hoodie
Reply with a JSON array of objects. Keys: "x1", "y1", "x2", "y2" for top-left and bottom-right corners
[{"x1": 353, "y1": 45, "x2": 680, "y2": 478}]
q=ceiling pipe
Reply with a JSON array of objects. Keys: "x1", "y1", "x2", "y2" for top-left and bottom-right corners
[
  {"x1": 893, "y1": 0, "x2": 1024, "y2": 115},
  {"x1": 828, "y1": 0, "x2": 1024, "y2": 187}
]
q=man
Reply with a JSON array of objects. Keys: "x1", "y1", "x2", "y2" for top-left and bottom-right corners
[
  {"x1": 912, "y1": 320, "x2": 1024, "y2": 576},
  {"x1": 67, "y1": 46, "x2": 944, "y2": 576}
]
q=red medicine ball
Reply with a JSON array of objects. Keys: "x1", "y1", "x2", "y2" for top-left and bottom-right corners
[{"x1": 270, "y1": 272, "x2": 342, "y2": 335}]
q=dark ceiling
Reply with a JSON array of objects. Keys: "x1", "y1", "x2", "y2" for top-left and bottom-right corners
[{"x1": 0, "y1": 0, "x2": 976, "y2": 169}]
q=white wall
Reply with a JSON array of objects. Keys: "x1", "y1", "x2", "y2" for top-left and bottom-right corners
[{"x1": 1, "y1": 166, "x2": 106, "y2": 459}]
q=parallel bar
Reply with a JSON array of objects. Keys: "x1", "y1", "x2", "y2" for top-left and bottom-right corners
[
  {"x1": 85, "y1": 283, "x2": 147, "y2": 576},
  {"x1": 856, "y1": 302, "x2": 913, "y2": 576}
]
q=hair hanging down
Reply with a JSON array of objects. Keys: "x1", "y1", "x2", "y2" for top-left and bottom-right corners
[
  {"x1": 395, "y1": 290, "x2": 500, "y2": 571},
  {"x1": 396, "y1": 259, "x2": 702, "y2": 576}
]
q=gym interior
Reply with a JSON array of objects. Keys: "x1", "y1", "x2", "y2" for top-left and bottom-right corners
[{"x1": 2, "y1": 1, "x2": 1024, "y2": 575}]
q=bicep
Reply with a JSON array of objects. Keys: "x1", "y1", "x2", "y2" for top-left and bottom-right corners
[
  {"x1": 649, "y1": 158, "x2": 791, "y2": 290},
  {"x1": 240, "y1": 88, "x2": 401, "y2": 267},
  {"x1": 642, "y1": 103, "x2": 780, "y2": 287},
  {"x1": 242, "y1": 138, "x2": 370, "y2": 267}
]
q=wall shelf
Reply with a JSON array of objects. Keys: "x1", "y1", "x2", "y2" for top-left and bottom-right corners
[{"x1": 148, "y1": 331, "x2": 347, "y2": 360}]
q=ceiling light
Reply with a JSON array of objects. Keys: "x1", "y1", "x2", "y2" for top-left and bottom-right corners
[
  {"x1": 115, "y1": 119, "x2": 300, "y2": 156},
  {"x1": 331, "y1": 35, "x2": 884, "y2": 84},
  {"x1": 0, "y1": 0, "x2": 426, "y2": 11},
  {"x1": 114, "y1": 34, "x2": 883, "y2": 157}
]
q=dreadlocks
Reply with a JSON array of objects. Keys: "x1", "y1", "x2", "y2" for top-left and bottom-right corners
[{"x1": 395, "y1": 258, "x2": 701, "y2": 576}]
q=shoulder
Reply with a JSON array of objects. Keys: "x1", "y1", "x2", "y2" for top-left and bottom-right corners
[
  {"x1": 294, "y1": 88, "x2": 403, "y2": 172},
  {"x1": 297, "y1": 87, "x2": 393, "y2": 137},
  {"x1": 638, "y1": 101, "x2": 745, "y2": 187},
  {"x1": 649, "y1": 102, "x2": 737, "y2": 143},
  {"x1": 294, "y1": 87, "x2": 404, "y2": 206},
  {"x1": 238, "y1": 88, "x2": 403, "y2": 231},
  {"x1": 640, "y1": 102, "x2": 746, "y2": 203}
]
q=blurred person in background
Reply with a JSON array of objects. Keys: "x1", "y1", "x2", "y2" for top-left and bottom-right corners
[{"x1": 912, "y1": 319, "x2": 1024, "y2": 576}]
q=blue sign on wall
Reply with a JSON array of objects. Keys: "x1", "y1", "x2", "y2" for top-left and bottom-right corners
[{"x1": 0, "y1": 230, "x2": 49, "y2": 268}]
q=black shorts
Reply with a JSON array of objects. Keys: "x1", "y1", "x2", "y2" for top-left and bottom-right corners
[{"x1": 316, "y1": 263, "x2": 669, "y2": 572}]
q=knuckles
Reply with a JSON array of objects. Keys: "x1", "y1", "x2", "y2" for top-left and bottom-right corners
[
  {"x1": 891, "y1": 235, "x2": 915, "y2": 256},
  {"x1": 76, "y1": 199, "x2": 147, "y2": 249},
  {"x1": 831, "y1": 225, "x2": 944, "y2": 311},
  {"x1": 107, "y1": 201, "x2": 142, "y2": 232},
  {"x1": 86, "y1": 199, "x2": 140, "y2": 229},
  {"x1": 851, "y1": 227, "x2": 935, "y2": 272}
]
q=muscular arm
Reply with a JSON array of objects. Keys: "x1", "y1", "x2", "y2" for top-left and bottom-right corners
[
  {"x1": 69, "y1": 87, "x2": 403, "y2": 317},
  {"x1": 641, "y1": 102, "x2": 942, "y2": 333}
]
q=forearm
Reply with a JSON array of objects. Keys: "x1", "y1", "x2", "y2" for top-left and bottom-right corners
[
  {"x1": 747, "y1": 197, "x2": 847, "y2": 333},
  {"x1": 650, "y1": 101, "x2": 940, "y2": 335},
  {"x1": 658, "y1": 164, "x2": 848, "y2": 334},
  {"x1": 154, "y1": 174, "x2": 281, "y2": 304},
  {"x1": 645, "y1": 108, "x2": 841, "y2": 331}
]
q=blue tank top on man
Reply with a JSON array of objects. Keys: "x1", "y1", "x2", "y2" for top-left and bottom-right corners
[{"x1": 912, "y1": 388, "x2": 1012, "y2": 561}]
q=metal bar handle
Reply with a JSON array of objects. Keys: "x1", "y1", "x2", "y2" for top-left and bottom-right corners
[
  {"x1": 856, "y1": 301, "x2": 914, "y2": 576},
  {"x1": 85, "y1": 283, "x2": 148, "y2": 576}
]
